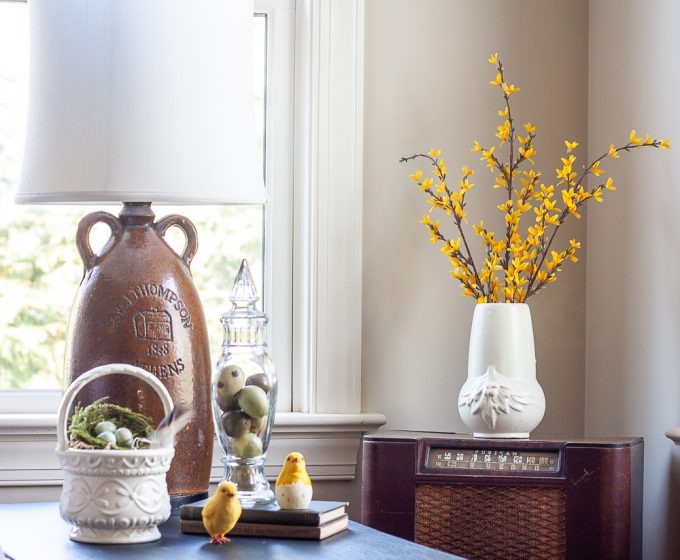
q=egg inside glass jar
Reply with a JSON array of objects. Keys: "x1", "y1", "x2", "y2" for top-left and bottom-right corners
[
  {"x1": 215, "y1": 365, "x2": 246, "y2": 410},
  {"x1": 214, "y1": 360, "x2": 271, "y2": 459}
]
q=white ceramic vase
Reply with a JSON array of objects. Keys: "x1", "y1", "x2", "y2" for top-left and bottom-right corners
[
  {"x1": 57, "y1": 364, "x2": 175, "y2": 544},
  {"x1": 457, "y1": 303, "x2": 545, "y2": 438}
]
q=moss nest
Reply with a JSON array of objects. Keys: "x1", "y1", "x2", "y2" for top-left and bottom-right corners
[{"x1": 68, "y1": 398, "x2": 154, "y2": 450}]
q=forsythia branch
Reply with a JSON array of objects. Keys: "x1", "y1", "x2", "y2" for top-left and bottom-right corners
[{"x1": 402, "y1": 54, "x2": 671, "y2": 303}]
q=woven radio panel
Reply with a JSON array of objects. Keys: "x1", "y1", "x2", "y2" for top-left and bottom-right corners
[{"x1": 415, "y1": 484, "x2": 566, "y2": 560}]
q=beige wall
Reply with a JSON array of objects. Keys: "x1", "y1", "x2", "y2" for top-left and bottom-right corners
[
  {"x1": 587, "y1": 1, "x2": 680, "y2": 558},
  {"x1": 362, "y1": 0, "x2": 589, "y2": 437}
]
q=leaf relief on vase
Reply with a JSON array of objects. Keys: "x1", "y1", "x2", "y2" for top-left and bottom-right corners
[{"x1": 458, "y1": 365, "x2": 531, "y2": 430}]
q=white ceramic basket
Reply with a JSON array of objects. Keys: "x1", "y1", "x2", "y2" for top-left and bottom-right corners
[{"x1": 57, "y1": 363, "x2": 175, "y2": 544}]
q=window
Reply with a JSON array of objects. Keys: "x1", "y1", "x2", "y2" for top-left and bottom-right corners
[
  {"x1": 0, "y1": 0, "x2": 381, "y2": 491},
  {"x1": 0, "y1": 2, "x2": 293, "y2": 411}
]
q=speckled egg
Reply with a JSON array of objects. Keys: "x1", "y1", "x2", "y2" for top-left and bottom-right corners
[
  {"x1": 245, "y1": 373, "x2": 271, "y2": 394},
  {"x1": 232, "y1": 432, "x2": 263, "y2": 458},
  {"x1": 238, "y1": 385, "x2": 269, "y2": 419},
  {"x1": 221, "y1": 410, "x2": 252, "y2": 438},
  {"x1": 216, "y1": 364, "x2": 246, "y2": 411}
]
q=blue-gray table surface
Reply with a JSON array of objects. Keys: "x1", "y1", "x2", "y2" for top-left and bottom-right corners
[{"x1": 0, "y1": 502, "x2": 465, "y2": 559}]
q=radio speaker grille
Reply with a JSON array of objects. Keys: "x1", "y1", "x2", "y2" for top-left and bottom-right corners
[{"x1": 415, "y1": 484, "x2": 566, "y2": 560}]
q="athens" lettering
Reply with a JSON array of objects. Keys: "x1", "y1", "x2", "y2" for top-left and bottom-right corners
[{"x1": 134, "y1": 358, "x2": 185, "y2": 379}]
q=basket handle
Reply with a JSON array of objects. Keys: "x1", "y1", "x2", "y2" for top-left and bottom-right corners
[{"x1": 56, "y1": 363, "x2": 174, "y2": 452}]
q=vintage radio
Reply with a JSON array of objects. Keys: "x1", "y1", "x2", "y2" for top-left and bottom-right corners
[{"x1": 362, "y1": 431, "x2": 642, "y2": 560}]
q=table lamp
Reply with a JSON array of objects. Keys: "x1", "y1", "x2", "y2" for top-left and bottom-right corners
[{"x1": 16, "y1": 0, "x2": 266, "y2": 503}]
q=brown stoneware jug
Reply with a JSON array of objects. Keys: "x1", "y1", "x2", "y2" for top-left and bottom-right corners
[{"x1": 65, "y1": 202, "x2": 213, "y2": 501}]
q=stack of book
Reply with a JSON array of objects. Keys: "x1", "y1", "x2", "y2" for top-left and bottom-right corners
[{"x1": 179, "y1": 499, "x2": 349, "y2": 540}]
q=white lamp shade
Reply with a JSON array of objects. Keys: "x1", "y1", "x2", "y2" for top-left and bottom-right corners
[{"x1": 17, "y1": 0, "x2": 265, "y2": 204}]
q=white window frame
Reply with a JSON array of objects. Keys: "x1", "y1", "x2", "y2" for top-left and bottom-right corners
[{"x1": 0, "y1": 0, "x2": 385, "y2": 493}]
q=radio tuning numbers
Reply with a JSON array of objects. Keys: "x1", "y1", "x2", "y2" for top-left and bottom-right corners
[{"x1": 429, "y1": 448, "x2": 559, "y2": 473}]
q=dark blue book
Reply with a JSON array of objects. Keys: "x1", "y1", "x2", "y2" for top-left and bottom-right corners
[{"x1": 180, "y1": 499, "x2": 348, "y2": 526}]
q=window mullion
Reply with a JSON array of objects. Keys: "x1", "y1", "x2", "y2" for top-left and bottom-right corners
[{"x1": 292, "y1": 0, "x2": 364, "y2": 414}]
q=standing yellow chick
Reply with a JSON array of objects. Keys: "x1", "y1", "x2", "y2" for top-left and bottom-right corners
[
  {"x1": 275, "y1": 452, "x2": 313, "y2": 509},
  {"x1": 202, "y1": 481, "x2": 242, "y2": 544}
]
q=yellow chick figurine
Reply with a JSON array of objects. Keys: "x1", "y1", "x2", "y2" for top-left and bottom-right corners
[
  {"x1": 275, "y1": 452, "x2": 313, "y2": 509},
  {"x1": 202, "y1": 481, "x2": 242, "y2": 544}
]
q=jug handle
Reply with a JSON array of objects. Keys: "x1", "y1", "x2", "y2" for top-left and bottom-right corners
[
  {"x1": 76, "y1": 211, "x2": 123, "y2": 271},
  {"x1": 154, "y1": 215, "x2": 199, "y2": 268}
]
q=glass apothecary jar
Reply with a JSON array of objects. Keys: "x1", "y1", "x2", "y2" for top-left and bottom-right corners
[{"x1": 212, "y1": 260, "x2": 277, "y2": 505}]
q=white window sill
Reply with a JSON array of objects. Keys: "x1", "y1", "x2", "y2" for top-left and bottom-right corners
[{"x1": 0, "y1": 412, "x2": 386, "y2": 487}]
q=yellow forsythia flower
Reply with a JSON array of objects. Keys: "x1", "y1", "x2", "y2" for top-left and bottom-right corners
[
  {"x1": 501, "y1": 83, "x2": 520, "y2": 95},
  {"x1": 488, "y1": 52, "x2": 499, "y2": 65},
  {"x1": 660, "y1": 138, "x2": 672, "y2": 149},
  {"x1": 458, "y1": 178, "x2": 473, "y2": 192},
  {"x1": 629, "y1": 129, "x2": 643, "y2": 145},
  {"x1": 591, "y1": 161, "x2": 604, "y2": 176},
  {"x1": 519, "y1": 145, "x2": 536, "y2": 164},
  {"x1": 545, "y1": 214, "x2": 560, "y2": 226},
  {"x1": 608, "y1": 144, "x2": 619, "y2": 158},
  {"x1": 496, "y1": 120, "x2": 511, "y2": 143},
  {"x1": 409, "y1": 170, "x2": 422, "y2": 181},
  {"x1": 565, "y1": 140, "x2": 579, "y2": 152},
  {"x1": 481, "y1": 146, "x2": 496, "y2": 169}
]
